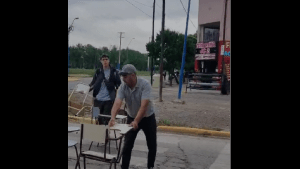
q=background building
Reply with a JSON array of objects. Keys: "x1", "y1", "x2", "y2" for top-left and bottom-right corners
[{"x1": 195, "y1": 0, "x2": 230, "y2": 79}]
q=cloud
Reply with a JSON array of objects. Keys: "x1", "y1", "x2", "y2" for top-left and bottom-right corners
[{"x1": 68, "y1": 0, "x2": 198, "y2": 53}]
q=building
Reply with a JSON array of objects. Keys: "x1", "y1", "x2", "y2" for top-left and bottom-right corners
[{"x1": 195, "y1": 0, "x2": 230, "y2": 81}]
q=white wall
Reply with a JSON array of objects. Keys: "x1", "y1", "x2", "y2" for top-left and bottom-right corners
[{"x1": 198, "y1": 0, "x2": 230, "y2": 41}]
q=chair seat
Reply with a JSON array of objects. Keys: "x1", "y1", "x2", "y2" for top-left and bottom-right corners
[
  {"x1": 82, "y1": 151, "x2": 117, "y2": 160},
  {"x1": 68, "y1": 140, "x2": 77, "y2": 147},
  {"x1": 98, "y1": 114, "x2": 127, "y2": 119}
]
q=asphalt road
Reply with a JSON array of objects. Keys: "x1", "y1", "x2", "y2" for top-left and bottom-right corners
[
  {"x1": 68, "y1": 122, "x2": 230, "y2": 169},
  {"x1": 68, "y1": 76, "x2": 230, "y2": 168}
]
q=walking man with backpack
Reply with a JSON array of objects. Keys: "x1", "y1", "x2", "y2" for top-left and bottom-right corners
[{"x1": 89, "y1": 55, "x2": 121, "y2": 125}]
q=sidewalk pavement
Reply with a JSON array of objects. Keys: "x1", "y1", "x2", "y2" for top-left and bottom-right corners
[{"x1": 209, "y1": 143, "x2": 230, "y2": 169}]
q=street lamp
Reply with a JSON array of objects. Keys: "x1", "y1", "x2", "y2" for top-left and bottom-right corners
[
  {"x1": 127, "y1": 38, "x2": 135, "y2": 60},
  {"x1": 81, "y1": 56, "x2": 84, "y2": 69},
  {"x1": 82, "y1": 50, "x2": 87, "y2": 69},
  {"x1": 68, "y1": 17, "x2": 79, "y2": 76}
]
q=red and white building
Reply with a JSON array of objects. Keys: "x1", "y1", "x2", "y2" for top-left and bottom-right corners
[{"x1": 195, "y1": 0, "x2": 230, "y2": 81}]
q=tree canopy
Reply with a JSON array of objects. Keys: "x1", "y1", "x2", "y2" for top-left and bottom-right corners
[
  {"x1": 69, "y1": 44, "x2": 148, "y2": 71},
  {"x1": 145, "y1": 29, "x2": 197, "y2": 74}
]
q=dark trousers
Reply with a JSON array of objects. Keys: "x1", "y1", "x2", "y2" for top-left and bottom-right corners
[
  {"x1": 93, "y1": 99, "x2": 114, "y2": 125},
  {"x1": 121, "y1": 114, "x2": 157, "y2": 169}
]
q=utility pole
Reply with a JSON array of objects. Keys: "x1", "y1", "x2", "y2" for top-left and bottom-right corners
[
  {"x1": 221, "y1": 0, "x2": 228, "y2": 95},
  {"x1": 159, "y1": 0, "x2": 165, "y2": 102},
  {"x1": 151, "y1": 0, "x2": 156, "y2": 86},
  {"x1": 118, "y1": 32, "x2": 125, "y2": 70},
  {"x1": 178, "y1": 0, "x2": 191, "y2": 100}
]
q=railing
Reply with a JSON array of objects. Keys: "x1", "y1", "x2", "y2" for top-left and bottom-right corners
[{"x1": 186, "y1": 73, "x2": 222, "y2": 91}]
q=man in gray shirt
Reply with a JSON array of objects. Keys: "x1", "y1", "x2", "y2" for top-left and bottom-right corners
[{"x1": 108, "y1": 64, "x2": 157, "y2": 169}]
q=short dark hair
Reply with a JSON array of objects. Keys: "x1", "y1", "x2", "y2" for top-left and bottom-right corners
[{"x1": 100, "y1": 55, "x2": 109, "y2": 60}]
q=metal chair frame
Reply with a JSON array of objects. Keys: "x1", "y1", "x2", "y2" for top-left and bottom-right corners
[
  {"x1": 76, "y1": 124, "x2": 124, "y2": 169},
  {"x1": 68, "y1": 83, "x2": 93, "y2": 117},
  {"x1": 68, "y1": 140, "x2": 81, "y2": 169}
]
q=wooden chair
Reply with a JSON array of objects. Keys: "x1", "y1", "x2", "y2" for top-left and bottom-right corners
[{"x1": 76, "y1": 124, "x2": 124, "y2": 169}]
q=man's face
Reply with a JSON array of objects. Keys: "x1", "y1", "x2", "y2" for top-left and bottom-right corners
[
  {"x1": 122, "y1": 73, "x2": 134, "y2": 86},
  {"x1": 101, "y1": 57, "x2": 109, "y2": 67}
]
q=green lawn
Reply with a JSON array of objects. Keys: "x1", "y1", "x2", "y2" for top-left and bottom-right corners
[
  {"x1": 69, "y1": 69, "x2": 95, "y2": 77},
  {"x1": 69, "y1": 68, "x2": 151, "y2": 77}
]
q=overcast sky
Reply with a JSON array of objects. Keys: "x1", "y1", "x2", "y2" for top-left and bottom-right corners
[{"x1": 68, "y1": 0, "x2": 198, "y2": 54}]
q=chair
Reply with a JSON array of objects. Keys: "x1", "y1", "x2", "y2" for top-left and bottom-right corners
[
  {"x1": 68, "y1": 83, "x2": 93, "y2": 117},
  {"x1": 90, "y1": 106, "x2": 125, "y2": 152},
  {"x1": 76, "y1": 123, "x2": 124, "y2": 169},
  {"x1": 68, "y1": 140, "x2": 81, "y2": 169}
]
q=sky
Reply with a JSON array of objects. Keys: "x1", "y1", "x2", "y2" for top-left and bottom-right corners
[{"x1": 68, "y1": 0, "x2": 198, "y2": 54}]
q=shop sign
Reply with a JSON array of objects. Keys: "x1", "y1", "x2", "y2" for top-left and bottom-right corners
[
  {"x1": 195, "y1": 41, "x2": 217, "y2": 60},
  {"x1": 195, "y1": 53, "x2": 216, "y2": 60}
]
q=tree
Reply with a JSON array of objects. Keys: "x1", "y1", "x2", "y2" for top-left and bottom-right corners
[
  {"x1": 146, "y1": 29, "x2": 197, "y2": 85},
  {"x1": 69, "y1": 43, "x2": 149, "y2": 71}
]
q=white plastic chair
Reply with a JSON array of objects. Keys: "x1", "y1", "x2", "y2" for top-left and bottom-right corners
[{"x1": 68, "y1": 83, "x2": 93, "y2": 117}]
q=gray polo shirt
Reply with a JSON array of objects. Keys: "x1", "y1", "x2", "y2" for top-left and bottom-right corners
[{"x1": 117, "y1": 77, "x2": 154, "y2": 118}]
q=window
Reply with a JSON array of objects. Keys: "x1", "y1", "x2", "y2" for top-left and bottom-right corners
[{"x1": 203, "y1": 28, "x2": 219, "y2": 42}]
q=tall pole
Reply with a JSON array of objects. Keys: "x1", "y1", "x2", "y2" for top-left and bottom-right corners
[
  {"x1": 221, "y1": 0, "x2": 228, "y2": 94},
  {"x1": 68, "y1": 32, "x2": 70, "y2": 76},
  {"x1": 178, "y1": 0, "x2": 191, "y2": 100},
  {"x1": 151, "y1": 0, "x2": 156, "y2": 86},
  {"x1": 118, "y1": 32, "x2": 125, "y2": 70},
  {"x1": 68, "y1": 17, "x2": 79, "y2": 76},
  {"x1": 159, "y1": 0, "x2": 165, "y2": 102}
]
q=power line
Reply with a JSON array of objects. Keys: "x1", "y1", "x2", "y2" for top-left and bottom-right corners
[
  {"x1": 124, "y1": 0, "x2": 152, "y2": 18},
  {"x1": 130, "y1": 0, "x2": 152, "y2": 8},
  {"x1": 156, "y1": 0, "x2": 161, "y2": 8},
  {"x1": 179, "y1": 0, "x2": 197, "y2": 29}
]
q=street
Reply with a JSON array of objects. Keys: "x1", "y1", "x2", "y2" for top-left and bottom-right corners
[
  {"x1": 68, "y1": 75, "x2": 230, "y2": 168},
  {"x1": 68, "y1": 122, "x2": 230, "y2": 169}
]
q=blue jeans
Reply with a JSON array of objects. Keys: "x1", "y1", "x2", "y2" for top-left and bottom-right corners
[{"x1": 121, "y1": 114, "x2": 157, "y2": 169}]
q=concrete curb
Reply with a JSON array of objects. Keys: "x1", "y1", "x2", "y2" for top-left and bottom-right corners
[
  {"x1": 158, "y1": 126, "x2": 230, "y2": 137},
  {"x1": 68, "y1": 77, "x2": 79, "y2": 82},
  {"x1": 68, "y1": 115, "x2": 230, "y2": 137},
  {"x1": 68, "y1": 115, "x2": 95, "y2": 124}
]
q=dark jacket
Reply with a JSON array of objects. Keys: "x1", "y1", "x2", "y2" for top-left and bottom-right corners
[{"x1": 89, "y1": 65, "x2": 121, "y2": 100}]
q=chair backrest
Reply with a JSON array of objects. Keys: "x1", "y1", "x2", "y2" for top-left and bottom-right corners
[
  {"x1": 75, "y1": 83, "x2": 90, "y2": 94},
  {"x1": 69, "y1": 83, "x2": 90, "y2": 106},
  {"x1": 82, "y1": 123, "x2": 107, "y2": 144}
]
